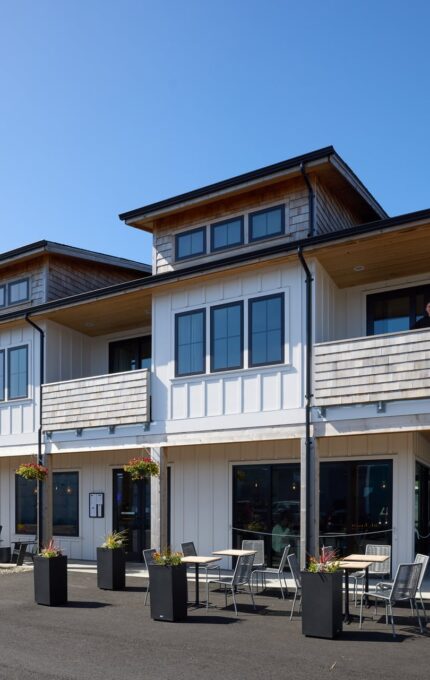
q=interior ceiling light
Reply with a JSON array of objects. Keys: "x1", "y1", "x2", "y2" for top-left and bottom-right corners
[
  {"x1": 353, "y1": 265, "x2": 365, "y2": 272},
  {"x1": 84, "y1": 321, "x2": 96, "y2": 328}
]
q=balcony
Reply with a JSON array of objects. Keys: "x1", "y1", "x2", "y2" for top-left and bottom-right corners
[
  {"x1": 314, "y1": 328, "x2": 430, "y2": 407},
  {"x1": 42, "y1": 369, "x2": 150, "y2": 432}
]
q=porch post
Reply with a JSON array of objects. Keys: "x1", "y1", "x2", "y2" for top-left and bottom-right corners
[
  {"x1": 300, "y1": 436, "x2": 317, "y2": 569},
  {"x1": 41, "y1": 453, "x2": 53, "y2": 546},
  {"x1": 150, "y1": 447, "x2": 168, "y2": 550}
]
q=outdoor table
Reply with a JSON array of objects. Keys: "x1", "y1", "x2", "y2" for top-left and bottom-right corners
[
  {"x1": 212, "y1": 549, "x2": 256, "y2": 557},
  {"x1": 338, "y1": 559, "x2": 373, "y2": 624},
  {"x1": 342, "y1": 553, "x2": 390, "y2": 610},
  {"x1": 181, "y1": 555, "x2": 221, "y2": 607}
]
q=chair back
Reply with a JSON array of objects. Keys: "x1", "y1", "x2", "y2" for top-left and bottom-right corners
[
  {"x1": 287, "y1": 553, "x2": 301, "y2": 588},
  {"x1": 232, "y1": 553, "x2": 255, "y2": 586},
  {"x1": 277, "y1": 544, "x2": 291, "y2": 574},
  {"x1": 142, "y1": 548, "x2": 157, "y2": 568},
  {"x1": 181, "y1": 541, "x2": 197, "y2": 557},
  {"x1": 365, "y1": 544, "x2": 391, "y2": 575},
  {"x1": 414, "y1": 553, "x2": 429, "y2": 590},
  {"x1": 390, "y1": 562, "x2": 422, "y2": 602},
  {"x1": 242, "y1": 539, "x2": 264, "y2": 567}
]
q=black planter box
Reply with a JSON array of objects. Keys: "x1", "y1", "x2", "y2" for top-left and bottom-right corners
[
  {"x1": 0, "y1": 547, "x2": 11, "y2": 563},
  {"x1": 34, "y1": 555, "x2": 68, "y2": 606},
  {"x1": 149, "y1": 564, "x2": 188, "y2": 622},
  {"x1": 301, "y1": 571, "x2": 343, "y2": 639},
  {"x1": 97, "y1": 548, "x2": 126, "y2": 590}
]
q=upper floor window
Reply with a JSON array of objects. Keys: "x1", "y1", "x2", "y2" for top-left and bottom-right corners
[
  {"x1": 210, "y1": 217, "x2": 244, "y2": 252},
  {"x1": 367, "y1": 284, "x2": 430, "y2": 335},
  {"x1": 109, "y1": 336, "x2": 151, "y2": 373},
  {"x1": 249, "y1": 293, "x2": 284, "y2": 367},
  {"x1": 8, "y1": 278, "x2": 30, "y2": 305},
  {"x1": 210, "y1": 302, "x2": 243, "y2": 372},
  {"x1": 249, "y1": 205, "x2": 285, "y2": 242},
  {"x1": 8, "y1": 346, "x2": 28, "y2": 399},
  {"x1": 175, "y1": 309, "x2": 206, "y2": 376},
  {"x1": 175, "y1": 227, "x2": 206, "y2": 261},
  {"x1": 0, "y1": 285, "x2": 5, "y2": 308}
]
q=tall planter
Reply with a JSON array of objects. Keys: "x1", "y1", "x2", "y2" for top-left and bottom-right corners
[
  {"x1": 149, "y1": 564, "x2": 188, "y2": 621},
  {"x1": 97, "y1": 547, "x2": 126, "y2": 590},
  {"x1": 34, "y1": 555, "x2": 68, "y2": 606},
  {"x1": 301, "y1": 571, "x2": 343, "y2": 639}
]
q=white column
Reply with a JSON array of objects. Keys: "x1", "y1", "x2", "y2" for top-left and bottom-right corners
[{"x1": 150, "y1": 447, "x2": 168, "y2": 550}]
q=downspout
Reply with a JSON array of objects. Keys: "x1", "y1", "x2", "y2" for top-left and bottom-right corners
[
  {"x1": 25, "y1": 315, "x2": 45, "y2": 551},
  {"x1": 300, "y1": 162, "x2": 315, "y2": 238},
  {"x1": 297, "y1": 247, "x2": 314, "y2": 564}
]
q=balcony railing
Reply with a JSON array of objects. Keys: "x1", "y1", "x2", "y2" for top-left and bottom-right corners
[
  {"x1": 42, "y1": 368, "x2": 150, "y2": 431},
  {"x1": 314, "y1": 328, "x2": 430, "y2": 406}
]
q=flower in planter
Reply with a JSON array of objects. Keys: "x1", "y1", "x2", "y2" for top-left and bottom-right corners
[
  {"x1": 16, "y1": 462, "x2": 48, "y2": 481},
  {"x1": 307, "y1": 548, "x2": 341, "y2": 573},
  {"x1": 39, "y1": 539, "x2": 63, "y2": 558},
  {"x1": 100, "y1": 530, "x2": 128, "y2": 549},
  {"x1": 123, "y1": 456, "x2": 160, "y2": 481},
  {"x1": 152, "y1": 549, "x2": 183, "y2": 566}
]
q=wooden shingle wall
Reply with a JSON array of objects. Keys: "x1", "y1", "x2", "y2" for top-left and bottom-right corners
[
  {"x1": 316, "y1": 178, "x2": 363, "y2": 235},
  {"x1": 0, "y1": 257, "x2": 46, "y2": 315},
  {"x1": 47, "y1": 256, "x2": 139, "y2": 301}
]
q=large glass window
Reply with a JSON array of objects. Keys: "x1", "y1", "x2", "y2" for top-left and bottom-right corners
[
  {"x1": 8, "y1": 278, "x2": 29, "y2": 305},
  {"x1": 15, "y1": 475, "x2": 37, "y2": 534},
  {"x1": 249, "y1": 294, "x2": 284, "y2": 367},
  {"x1": 415, "y1": 462, "x2": 430, "y2": 556},
  {"x1": 0, "y1": 350, "x2": 4, "y2": 401},
  {"x1": 233, "y1": 463, "x2": 300, "y2": 567},
  {"x1": 175, "y1": 309, "x2": 206, "y2": 376},
  {"x1": 210, "y1": 302, "x2": 243, "y2": 372},
  {"x1": 319, "y1": 460, "x2": 393, "y2": 558},
  {"x1": 249, "y1": 205, "x2": 284, "y2": 242},
  {"x1": 367, "y1": 284, "x2": 430, "y2": 335},
  {"x1": 109, "y1": 336, "x2": 151, "y2": 373},
  {"x1": 53, "y1": 471, "x2": 79, "y2": 536},
  {"x1": 175, "y1": 227, "x2": 206, "y2": 261},
  {"x1": 0, "y1": 285, "x2": 5, "y2": 308},
  {"x1": 210, "y1": 217, "x2": 244, "y2": 252},
  {"x1": 8, "y1": 346, "x2": 28, "y2": 399}
]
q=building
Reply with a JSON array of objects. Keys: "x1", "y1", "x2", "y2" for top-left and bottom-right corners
[{"x1": 1, "y1": 147, "x2": 429, "y2": 570}]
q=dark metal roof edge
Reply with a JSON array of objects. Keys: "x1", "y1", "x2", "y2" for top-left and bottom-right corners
[
  {"x1": 3, "y1": 206, "x2": 430, "y2": 325},
  {"x1": 118, "y1": 146, "x2": 336, "y2": 221}
]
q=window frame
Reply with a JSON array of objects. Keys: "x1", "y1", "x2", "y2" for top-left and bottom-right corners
[
  {"x1": 0, "y1": 284, "x2": 5, "y2": 308},
  {"x1": 248, "y1": 293, "x2": 285, "y2": 368},
  {"x1": 210, "y1": 216, "x2": 244, "y2": 253},
  {"x1": 249, "y1": 204, "x2": 285, "y2": 243},
  {"x1": 0, "y1": 350, "x2": 4, "y2": 402},
  {"x1": 210, "y1": 301, "x2": 244, "y2": 373},
  {"x1": 15, "y1": 474, "x2": 37, "y2": 535},
  {"x1": 7, "y1": 277, "x2": 30, "y2": 305},
  {"x1": 53, "y1": 470, "x2": 80, "y2": 537},
  {"x1": 175, "y1": 226, "x2": 207, "y2": 262},
  {"x1": 7, "y1": 344, "x2": 29, "y2": 400},
  {"x1": 174, "y1": 308, "x2": 206, "y2": 377}
]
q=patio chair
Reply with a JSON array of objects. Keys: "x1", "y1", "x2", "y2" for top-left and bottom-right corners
[
  {"x1": 350, "y1": 544, "x2": 391, "y2": 605},
  {"x1": 142, "y1": 548, "x2": 157, "y2": 606},
  {"x1": 206, "y1": 553, "x2": 256, "y2": 616},
  {"x1": 242, "y1": 539, "x2": 265, "y2": 588},
  {"x1": 250, "y1": 544, "x2": 290, "y2": 599},
  {"x1": 359, "y1": 562, "x2": 423, "y2": 637},
  {"x1": 10, "y1": 542, "x2": 29, "y2": 566},
  {"x1": 287, "y1": 553, "x2": 302, "y2": 620},
  {"x1": 181, "y1": 541, "x2": 221, "y2": 581},
  {"x1": 375, "y1": 553, "x2": 429, "y2": 622}
]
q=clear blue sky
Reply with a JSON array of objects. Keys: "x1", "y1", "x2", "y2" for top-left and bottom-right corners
[{"x1": 1, "y1": 1, "x2": 429, "y2": 266}]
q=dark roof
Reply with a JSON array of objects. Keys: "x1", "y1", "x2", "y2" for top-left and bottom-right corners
[{"x1": 119, "y1": 146, "x2": 386, "y2": 223}]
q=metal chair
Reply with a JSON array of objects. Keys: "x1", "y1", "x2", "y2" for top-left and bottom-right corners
[
  {"x1": 206, "y1": 553, "x2": 256, "y2": 616},
  {"x1": 350, "y1": 544, "x2": 391, "y2": 605},
  {"x1": 376, "y1": 553, "x2": 429, "y2": 622},
  {"x1": 251, "y1": 544, "x2": 290, "y2": 599},
  {"x1": 10, "y1": 542, "x2": 29, "y2": 566},
  {"x1": 242, "y1": 539, "x2": 265, "y2": 588},
  {"x1": 287, "y1": 553, "x2": 302, "y2": 620},
  {"x1": 359, "y1": 562, "x2": 423, "y2": 637},
  {"x1": 181, "y1": 541, "x2": 221, "y2": 582},
  {"x1": 142, "y1": 548, "x2": 157, "y2": 606}
]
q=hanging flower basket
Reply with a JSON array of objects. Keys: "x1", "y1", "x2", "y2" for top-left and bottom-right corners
[
  {"x1": 16, "y1": 462, "x2": 48, "y2": 481},
  {"x1": 123, "y1": 456, "x2": 159, "y2": 481}
]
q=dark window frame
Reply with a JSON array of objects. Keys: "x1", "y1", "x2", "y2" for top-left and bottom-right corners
[
  {"x1": 210, "y1": 216, "x2": 244, "y2": 253},
  {"x1": 0, "y1": 284, "x2": 5, "y2": 308},
  {"x1": 248, "y1": 293, "x2": 285, "y2": 368},
  {"x1": 174, "y1": 308, "x2": 206, "y2": 377},
  {"x1": 53, "y1": 470, "x2": 79, "y2": 537},
  {"x1": 15, "y1": 474, "x2": 37, "y2": 535},
  {"x1": 108, "y1": 335, "x2": 152, "y2": 373},
  {"x1": 0, "y1": 350, "x2": 4, "y2": 401},
  {"x1": 7, "y1": 277, "x2": 30, "y2": 305},
  {"x1": 366, "y1": 284, "x2": 430, "y2": 336},
  {"x1": 249, "y1": 204, "x2": 285, "y2": 243},
  {"x1": 7, "y1": 345, "x2": 29, "y2": 400},
  {"x1": 175, "y1": 226, "x2": 207, "y2": 262},
  {"x1": 210, "y1": 301, "x2": 244, "y2": 372}
]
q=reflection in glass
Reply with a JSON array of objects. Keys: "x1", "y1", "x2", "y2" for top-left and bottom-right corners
[
  {"x1": 15, "y1": 475, "x2": 37, "y2": 534},
  {"x1": 113, "y1": 470, "x2": 150, "y2": 561},
  {"x1": 53, "y1": 471, "x2": 79, "y2": 536}
]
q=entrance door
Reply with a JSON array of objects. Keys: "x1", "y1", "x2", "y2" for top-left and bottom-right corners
[
  {"x1": 112, "y1": 470, "x2": 151, "y2": 561},
  {"x1": 415, "y1": 462, "x2": 430, "y2": 555}
]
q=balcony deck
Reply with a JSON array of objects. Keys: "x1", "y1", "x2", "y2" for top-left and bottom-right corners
[
  {"x1": 314, "y1": 328, "x2": 430, "y2": 407},
  {"x1": 42, "y1": 368, "x2": 150, "y2": 431}
]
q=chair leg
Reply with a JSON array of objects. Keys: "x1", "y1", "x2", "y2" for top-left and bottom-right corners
[
  {"x1": 290, "y1": 589, "x2": 297, "y2": 621},
  {"x1": 278, "y1": 575, "x2": 285, "y2": 600},
  {"x1": 413, "y1": 599, "x2": 423, "y2": 633},
  {"x1": 231, "y1": 587, "x2": 238, "y2": 617},
  {"x1": 359, "y1": 593, "x2": 364, "y2": 629},
  {"x1": 389, "y1": 602, "x2": 396, "y2": 638},
  {"x1": 144, "y1": 582, "x2": 150, "y2": 606},
  {"x1": 247, "y1": 583, "x2": 256, "y2": 610},
  {"x1": 419, "y1": 593, "x2": 427, "y2": 622}
]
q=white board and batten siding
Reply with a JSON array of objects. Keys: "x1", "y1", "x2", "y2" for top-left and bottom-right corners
[{"x1": 152, "y1": 263, "x2": 306, "y2": 435}]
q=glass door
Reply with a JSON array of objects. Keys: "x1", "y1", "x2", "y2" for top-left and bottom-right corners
[
  {"x1": 112, "y1": 470, "x2": 151, "y2": 561},
  {"x1": 415, "y1": 462, "x2": 430, "y2": 555},
  {"x1": 367, "y1": 285, "x2": 430, "y2": 335}
]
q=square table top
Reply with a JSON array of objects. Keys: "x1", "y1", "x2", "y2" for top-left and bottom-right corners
[
  {"x1": 338, "y1": 560, "x2": 373, "y2": 569},
  {"x1": 212, "y1": 549, "x2": 256, "y2": 557},
  {"x1": 181, "y1": 555, "x2": 221, "y2": 565},
  {"x1": 343, "y1": 553, "x2": 389, "y2": 563}
]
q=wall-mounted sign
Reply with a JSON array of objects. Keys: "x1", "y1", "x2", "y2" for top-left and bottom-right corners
[{"x1": 89, "y1": 492, "x2": 104, "y2": 518}]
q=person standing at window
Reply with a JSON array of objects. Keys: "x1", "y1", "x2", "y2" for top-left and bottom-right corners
[{"x1": 412, "y1": 301, "x2": 430, "y2": 329}]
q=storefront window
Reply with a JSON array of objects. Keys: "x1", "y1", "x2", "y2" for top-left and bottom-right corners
[
  {"x1": 15, "y1": 475, "x2": 37, "y2": 534},
  {"x1": 53, "y1": 471, "x2": 79, "y2": 536}
]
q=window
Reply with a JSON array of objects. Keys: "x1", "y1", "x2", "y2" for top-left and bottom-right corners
[
  {"x1": 109, "y1": 336, "x2": 151, "y2": 373},
  {"x1": 53, "y1": 471, "x2": 79, "y2": 536},
  {"x1": 0, "y1": 350, "x2": 4, "y2": 401},
  {"x1": 210, "y1": 217, "x2": 244, "y2": 252},
  {"x1": 249, "y1": 205, "x2": 284, "y2": 242},
  {"x1": 8, "y1": 346, "x2": 28, "y2": 399},
  {"x1": 0, "y1": 285, "x2": 5, "y2": 308},
  {"x1": 15, "y1": 475, "x2": 37, "y2": 534},
  {"x1": 8, "y1": 278, "x2": 29, "y2": 305},
  {"x1": 367, "y1": 284, "x2": 430, "y2": 335},
  {"x1": 175, "y1": 227, "x2": 206, "y2": 261},
  {"x1": 210, "y1": 302, "x2": 243, "y2": 372},
  {"x1": 249, "y1": 294, "x2": 284, "y2": 367},
  {"x1": 175, "y1": 309, "x2": 206, "y2": 376}
]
